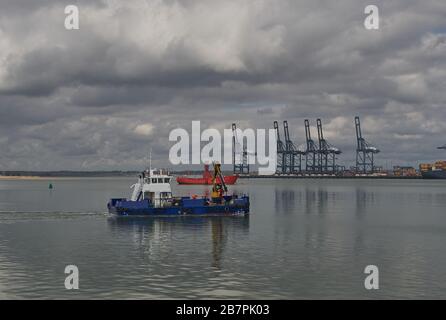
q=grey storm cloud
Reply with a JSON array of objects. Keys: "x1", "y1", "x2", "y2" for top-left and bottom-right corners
[{"x1": 0, "y1": 0, "x2": 446, "y2": 170}]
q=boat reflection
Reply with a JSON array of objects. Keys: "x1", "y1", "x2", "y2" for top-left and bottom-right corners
[
  {"x1": 355, "y1": 188, "x2": 376, "y2": 218},
  {"x1": 274, "y1": 189, "x2": 297, "y2": 213},
  {"x1": 274, "y1": 187, "x2": 331, "y2": 215},
  {"x1": 107, "y1": 216, "x2": 249, "y2": 269}
]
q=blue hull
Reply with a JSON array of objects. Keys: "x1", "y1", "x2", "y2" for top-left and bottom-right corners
[
  {"x1": 107, "y1": 196, "x2": 250, "y2": 216},
  {"x1": 421, "y1": 170, "x2": 446, "y2": 179}
]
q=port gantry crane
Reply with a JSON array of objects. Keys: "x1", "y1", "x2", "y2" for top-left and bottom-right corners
[
  {"x1": 273, "y1": 121, "x2": 286, "y2": 174},
  {"x1": 355, "y1": 116, "x2": 380, "y2": 174},
  {"x1": 316, "y1": 119, "x2": 341, "y2": 174},
  {"x1": 283, "y1": 121, "x2": 304, "y2": 174},
  {"x1": 232, "y1": 123, "x2": 250, "y2": 175},
  {"x1": 304, "y1": 119, "x2": 319, "y2": 173}
]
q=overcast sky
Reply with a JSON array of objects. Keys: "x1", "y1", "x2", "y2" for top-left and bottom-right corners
[{"x1": 1, "y1": 0, "x2": 446, "y2": 171}]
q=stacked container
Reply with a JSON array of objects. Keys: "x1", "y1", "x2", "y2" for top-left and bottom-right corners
[{"x1": 419, "y1": 163, "x2": 433, "y2": 172}]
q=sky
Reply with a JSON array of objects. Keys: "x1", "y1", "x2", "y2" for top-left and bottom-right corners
[{"x1": 0, "y1": 0, "x2": 446, "y2": 171}]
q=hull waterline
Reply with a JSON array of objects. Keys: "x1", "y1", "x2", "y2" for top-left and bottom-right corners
[{"x1": 108, "y1": 196, "x2": 249, "y2": 217}]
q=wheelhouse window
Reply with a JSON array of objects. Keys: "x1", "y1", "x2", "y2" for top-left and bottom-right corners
[
  {"x1": 157, "y1": 178, "x2": 163, "y2": 183},
  {"x1": 151, "y1": 178, "x2": 157, "y2": 183},
  {"x1": 164, "y1": 178, "x2": 170, "y2": 183},
  {"x1": 160, "y1": 192, "x2": 172, "y2": 199}
]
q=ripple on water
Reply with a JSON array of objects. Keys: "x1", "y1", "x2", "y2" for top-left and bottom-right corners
[{"x1": 1, "y1": 178, "x2": 446, "y2": 299}]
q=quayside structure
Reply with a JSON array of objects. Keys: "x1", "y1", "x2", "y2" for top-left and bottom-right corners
[
  {"x1": 355, "y1": 116, "x2": 380, "y2": 174},
  {"x1": 304, "y1": 119, "x2": 319, "y2": 173},
  {"x1": 232, "y1": 123, "x2": 251, "y2": 175},
  {"x1": 273, "y1": 121, "x2": 304, "y2": 174},
  {"x1": 316, "y1": 118, "x2": 341, "y2": 174},
  {"x1": 273, "y1": 121, "x2": 286, "y2": 174},
  {"x1": 283, "y1": 121, "x2": 304, "y2": 174}
]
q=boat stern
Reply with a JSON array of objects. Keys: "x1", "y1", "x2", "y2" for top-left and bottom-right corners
[{"x1": 107, "y1": 198, "x2": 126, "y2": 214}]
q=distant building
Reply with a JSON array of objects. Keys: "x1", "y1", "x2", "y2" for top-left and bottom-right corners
[{"x1": 393, "y1": 166, "x2": 419, "y2": 177}]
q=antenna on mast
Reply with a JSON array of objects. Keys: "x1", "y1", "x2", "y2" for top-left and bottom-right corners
[{"x1": 149, "y1": 148, "x2": 152, "y2": 171}]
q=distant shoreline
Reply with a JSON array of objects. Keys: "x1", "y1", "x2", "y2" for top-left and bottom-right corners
[
  {"x1": 0, "y1": 170, "x2": 230, "y2": 179},
  {"x1": 0, "y1": 176, "x2": 51, "y2": 180},
  {"x1": 0, "y1": 174, "x2": 424, "y2": 180},
  {"x1": 0, "y1": 175, "x2": 134, "y2": 180}
]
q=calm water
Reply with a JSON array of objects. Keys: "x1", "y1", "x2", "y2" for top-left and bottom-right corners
[{"x1": 0, "y1": 177, "x2": 446, "y2": 299}]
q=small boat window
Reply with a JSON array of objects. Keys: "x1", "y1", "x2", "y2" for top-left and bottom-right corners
[
  {"x1": 160, "y1": 192, "x2": 172, "y2": 198},
  {"x1": 157, "y1": 178, "x2": 163, "y2": 183},
  {"x1": 164, "y1": 178, "x2": 170, "y2": 183},
  {"x1": 151, "y1": 178, "x2": 157, "y2": 183}
]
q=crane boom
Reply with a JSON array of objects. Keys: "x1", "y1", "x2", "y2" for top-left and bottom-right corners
[{"x1": 211, "y1": 162, "x2": 227, "y2": 199}]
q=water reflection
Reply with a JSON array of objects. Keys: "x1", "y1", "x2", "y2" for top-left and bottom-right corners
[
  {"x1": 3, "y1": 178, "x2": 446, "y2": 299},
  {"x1": 274, "y1": 187, "x2": 331, "y2": 215},
  {"x1": 355, "y1": 188, "x2": 376, "y2": 218},
  {"x1": 107, "y1": 216, "x2": 249, "y2": 269},
  {"x1": 274, "y1": 189, "x2": 297, "y2": 213}
]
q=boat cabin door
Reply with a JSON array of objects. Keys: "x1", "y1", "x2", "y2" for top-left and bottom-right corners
[{"x1": 144, "y1": 191, "x2": 156, "y2": 204}]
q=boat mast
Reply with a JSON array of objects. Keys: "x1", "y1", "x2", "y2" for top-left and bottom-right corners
[{"x1": 149, "y1": 148, "x2": 152, "y2": 171}]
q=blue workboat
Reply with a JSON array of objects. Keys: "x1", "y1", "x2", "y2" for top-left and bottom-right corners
[{"x1": 107, "y1": 164, "x2": 249, "y2": 216}]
